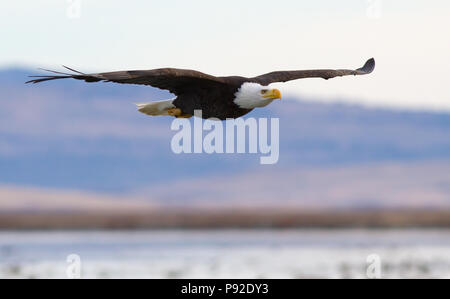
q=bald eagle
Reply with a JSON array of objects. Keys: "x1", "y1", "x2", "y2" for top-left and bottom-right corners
[{"x1": 27, "y1": 58, "x2": 375, "y2": 120}]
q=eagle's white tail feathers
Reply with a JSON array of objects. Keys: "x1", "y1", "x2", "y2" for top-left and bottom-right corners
[{"x1": 135, "y1": 99, "x2": 176, "y2": 116}]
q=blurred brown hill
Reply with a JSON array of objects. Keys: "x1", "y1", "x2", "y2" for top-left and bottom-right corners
[{"x1": 1, "y1": 161, "x2": 450, "y2": 229}]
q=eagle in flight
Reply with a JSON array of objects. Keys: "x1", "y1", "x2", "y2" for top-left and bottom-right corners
[{"x1": 27, "y1": 58, "x2": 375, "y2": 120}]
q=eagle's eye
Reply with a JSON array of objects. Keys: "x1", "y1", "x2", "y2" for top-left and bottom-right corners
[{"x1": 261, "y1": 89, "x2": 268, "y2": 94}]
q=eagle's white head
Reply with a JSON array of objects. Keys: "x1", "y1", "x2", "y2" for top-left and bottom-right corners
[{"x1": 234, "y1": 82, "x2": 282, "y2": 109}]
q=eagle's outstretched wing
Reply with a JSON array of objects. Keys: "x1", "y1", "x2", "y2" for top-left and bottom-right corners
[
  {"x1": 27, "y1": 58, "x2": 375, "y2": 92},
  {"x1": 26, "y1": 67, "x2": 226, "y2": 95},
  {"x1": 250, "y1": 58, "x2": 375, "y2": 86}
]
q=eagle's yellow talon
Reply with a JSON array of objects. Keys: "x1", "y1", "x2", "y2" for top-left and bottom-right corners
[
  {"x1": 167, "y1": 108, "x2": 182, "y2": 117},
  {"x1": 177, "y1": 114, "x2": 192, "y2": 119}
]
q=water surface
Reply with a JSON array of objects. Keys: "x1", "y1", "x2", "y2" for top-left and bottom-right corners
[{"x1": 1, "y1": 229, "x2": 449, "y2": 278}]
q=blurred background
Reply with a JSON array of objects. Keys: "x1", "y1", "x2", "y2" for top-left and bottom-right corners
[{"x1": 0, "y1": 0, "x2": 450, "y2": 278}]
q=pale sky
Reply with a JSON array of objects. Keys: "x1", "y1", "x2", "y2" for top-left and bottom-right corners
[{"x1": 1, "y1": 0, "x2": 450, "y2": 111}]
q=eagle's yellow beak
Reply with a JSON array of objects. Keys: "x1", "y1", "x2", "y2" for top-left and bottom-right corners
[{"x1": 263, "y1": 88, "x2": 282, "y2": 100}]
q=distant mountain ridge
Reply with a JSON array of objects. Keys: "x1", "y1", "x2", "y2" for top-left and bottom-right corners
[{"x1": 1, "y1": 68, "x2": 450, "y2": 198}]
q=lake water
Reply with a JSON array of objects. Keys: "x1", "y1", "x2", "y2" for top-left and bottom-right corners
[{"x1": 1, "y1": 229, "x2": 449, "y2": 278}]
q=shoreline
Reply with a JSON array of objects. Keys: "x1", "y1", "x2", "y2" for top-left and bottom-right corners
[{"x1": 2, "y1": 209, "x2": 450, "y2": 230}]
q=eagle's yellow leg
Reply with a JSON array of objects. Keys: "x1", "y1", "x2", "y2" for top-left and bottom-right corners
[
  {"x1": 167, "y1": 108, "x2": 182, "y2": 117},
  {"x1": 167, "y1": 108, "x2": 192, "y2": 118},
  {"x1": 177, "y1": 114, "x2": 192, "y2": 118}
]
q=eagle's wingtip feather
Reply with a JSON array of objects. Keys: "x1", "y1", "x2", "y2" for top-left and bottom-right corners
[{"x1": 358, "y1": 58, "x2": 375, "y2": 74}]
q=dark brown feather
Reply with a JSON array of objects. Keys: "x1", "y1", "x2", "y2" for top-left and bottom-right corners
[
  {"x1": 27, "y1": 58, "x2": 375, "y2": 91},
  {"x1": 249, "y1": 58, "x2": 375, "y2": 86},
  {"x1": 27, "y1": 68, "x2": 228, "y2": 96}
]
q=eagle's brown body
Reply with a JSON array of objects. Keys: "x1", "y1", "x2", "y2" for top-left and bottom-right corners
[{"x1": 172, "y1": 77, "x2": 251, "y2": 119}]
